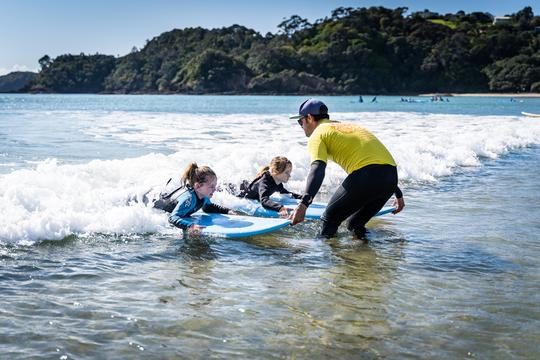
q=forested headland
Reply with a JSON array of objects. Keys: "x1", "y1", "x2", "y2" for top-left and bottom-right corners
[
  {"x1": 20, "y1": 6, "x2": 540, "y2": 94},
  {"x1": 0, "y1": 72, "x2": 37, "y2": 92}
]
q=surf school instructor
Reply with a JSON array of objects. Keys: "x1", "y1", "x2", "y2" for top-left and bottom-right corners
[{"x1": 289, "y1": 99, "x2": 405, "y2": 238}]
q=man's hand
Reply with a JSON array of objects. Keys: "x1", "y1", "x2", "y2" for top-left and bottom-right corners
[
  {"x1": 392, "y1": 197, "x2": 405, "y2": 214},
  {"x1": 289, "y1": 204, "x2": 307, "y2": 225}
]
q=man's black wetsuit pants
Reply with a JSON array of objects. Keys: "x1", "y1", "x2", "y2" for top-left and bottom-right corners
[{"x1": 320, "y1": 164, "x2": 398, "y2": 238}]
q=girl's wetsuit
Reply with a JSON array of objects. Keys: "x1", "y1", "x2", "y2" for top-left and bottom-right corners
[
  {"x1": 239, "y1": 171, "x2": 301, "y2": 212},
  {"x1": 169, "y1": 186, "x2": 230, "y2": 230}
]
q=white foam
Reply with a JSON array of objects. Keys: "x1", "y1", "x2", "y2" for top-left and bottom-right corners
[
  {"x1": 81, "y1": 110, "x2": 540, "y2": 184},
  {"x1": 0, "y1": 156, "x2": 174, "y2": 245},
  {"x1": 1, "y1": 110, "x2": 539, "y2": 244}
]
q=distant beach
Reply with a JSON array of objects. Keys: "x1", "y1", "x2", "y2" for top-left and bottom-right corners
[{"x1": 421, "y1": 93, "x2": 540, "y2": 98}]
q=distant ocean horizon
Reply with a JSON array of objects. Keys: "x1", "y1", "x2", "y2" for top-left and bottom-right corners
[{"x1": 1, "y1": 94, "x2": 539, "y2": 359}]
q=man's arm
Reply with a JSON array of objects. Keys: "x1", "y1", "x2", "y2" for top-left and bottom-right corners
[
  {"x1": 301, "y1": 160, "x2": 326, "y2": 205},
  {"x1": 290, "y1": 160, "x2": 326, "y2": 225}
]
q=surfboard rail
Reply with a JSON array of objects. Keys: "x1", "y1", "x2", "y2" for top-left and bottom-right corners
[{"x1": 521, "y1": 111, "x2": 540, "y2": 118}]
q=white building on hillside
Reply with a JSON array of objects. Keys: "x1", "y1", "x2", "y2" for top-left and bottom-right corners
[{"x1": 493, "y1": 16, "x2": 511, "y2": 25}]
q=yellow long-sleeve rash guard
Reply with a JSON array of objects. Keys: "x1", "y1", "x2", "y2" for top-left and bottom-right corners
[{"x1": 307, "y1": 120, "x2": 396, "y2": 173}]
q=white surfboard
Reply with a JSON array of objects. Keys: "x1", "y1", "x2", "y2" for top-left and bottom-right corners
[
  {"x1": 233, "y1": 195, "x2": 396, "y2": 219},
  {"x1": 181, "y1": 212, "x2": 290, "y2": 238},
  {"x1": 521, "y1": 111, "x2": 540, "y2": 118}
]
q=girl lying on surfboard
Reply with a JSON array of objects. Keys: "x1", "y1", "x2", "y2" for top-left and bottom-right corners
[
  {"x1": 168, "y1": 163, "x2": 237, "y2": 234},
  {"x1": 237, "y1": 156, "x2": 301, "y2": 218}
]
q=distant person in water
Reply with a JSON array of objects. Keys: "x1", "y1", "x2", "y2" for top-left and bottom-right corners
[
  {"x1": 238, "y1": 156, "x2": 301, "y2": 218},
  {"x1": 371, "y1": 96, "x2": 377, "y2": 103},
  {"x1": 169, "y1": 162, "x2": 237, "y2": 234},
  {"x1": 358, "y1": 96, "x2": 363, "y2": 103},
  {"x1": 288, "y1": 98, "x2": 405, "y2": 238}
]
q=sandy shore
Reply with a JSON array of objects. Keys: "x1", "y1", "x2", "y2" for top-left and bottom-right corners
[{"x1": 421, "y1": 93, "x2": 540, "y2": 98}]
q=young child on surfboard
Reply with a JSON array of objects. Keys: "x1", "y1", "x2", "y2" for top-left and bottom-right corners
[
  {"x1": 237, "y1": 156, "x2": 301, "y2": 218},
  {"x1": 169, "y1": 163, "x2": 237, "y2": 234}
]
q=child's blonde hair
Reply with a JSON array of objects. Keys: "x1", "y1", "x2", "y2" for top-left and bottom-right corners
[
  {"x1": 254, "y1": 156, "x2": 292, "y2": 180},
  {"x1": 181, "y1": 162, "x2": 216, "y2": 187}
]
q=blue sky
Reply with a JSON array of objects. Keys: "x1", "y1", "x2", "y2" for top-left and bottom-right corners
[{"x1": 1, "y1": 0, "x2": 538, "y2": 75}]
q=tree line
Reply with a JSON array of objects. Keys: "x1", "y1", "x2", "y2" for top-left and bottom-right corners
[{"x1": 26, "y1": 6, "x2": 540, "y2": 94}]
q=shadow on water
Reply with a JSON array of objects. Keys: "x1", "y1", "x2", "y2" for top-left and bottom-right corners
[
  {"x1": 323, "y1": 226, "x2": 408, "y2": 274},
  {"x1": 175, "y1": 236, "x2": 217, "y2": 260}
]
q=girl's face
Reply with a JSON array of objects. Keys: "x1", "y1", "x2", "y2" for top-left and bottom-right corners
[
  {"x1": 194, "y1": 176, "x2": 217, "y2": 199},
  {"x1": 273, "y1": 164, "x2": 292, "y2": 184}
]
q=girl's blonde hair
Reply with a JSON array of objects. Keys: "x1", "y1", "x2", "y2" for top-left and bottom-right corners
[
  {"x1": 254, "y1": 156, "x2": 292, "y2": 180},
  {"x1": 181, "y1": 162, "x2": 216, "y2": 187}
]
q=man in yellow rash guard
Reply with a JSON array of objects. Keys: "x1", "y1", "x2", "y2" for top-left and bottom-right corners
[{"x1": 289, "y1": 98, "x2": 405, "y2": 238}]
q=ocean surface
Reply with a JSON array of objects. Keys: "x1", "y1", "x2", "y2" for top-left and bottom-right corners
[{"x1": 1, "y1": 94, "x2": 539, "y2": 359}]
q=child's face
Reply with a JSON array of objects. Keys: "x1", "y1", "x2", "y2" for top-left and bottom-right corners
[
  {"x1": 194, "y1": 176, "x2": 217, "y2": 199},
  {"x1": 273, "y1": 164, "x2": 292, "y2": 184}
]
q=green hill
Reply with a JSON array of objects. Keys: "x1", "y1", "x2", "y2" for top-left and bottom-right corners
[
  {"x1": 27, "y1": 6, "x2": 540, "y2": 94},
  {"x1": 0, "y1": 71, "x2": 37, "y2": 92}
]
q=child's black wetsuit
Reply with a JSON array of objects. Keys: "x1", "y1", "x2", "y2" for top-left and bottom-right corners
[{"x1": 239, "y1": 171, "x2": 301, "y2": 212}]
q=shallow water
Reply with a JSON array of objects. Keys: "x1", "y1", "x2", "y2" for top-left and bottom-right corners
[{"x1": 1, "y1": 95, "x2": 539, "y2": 359}]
